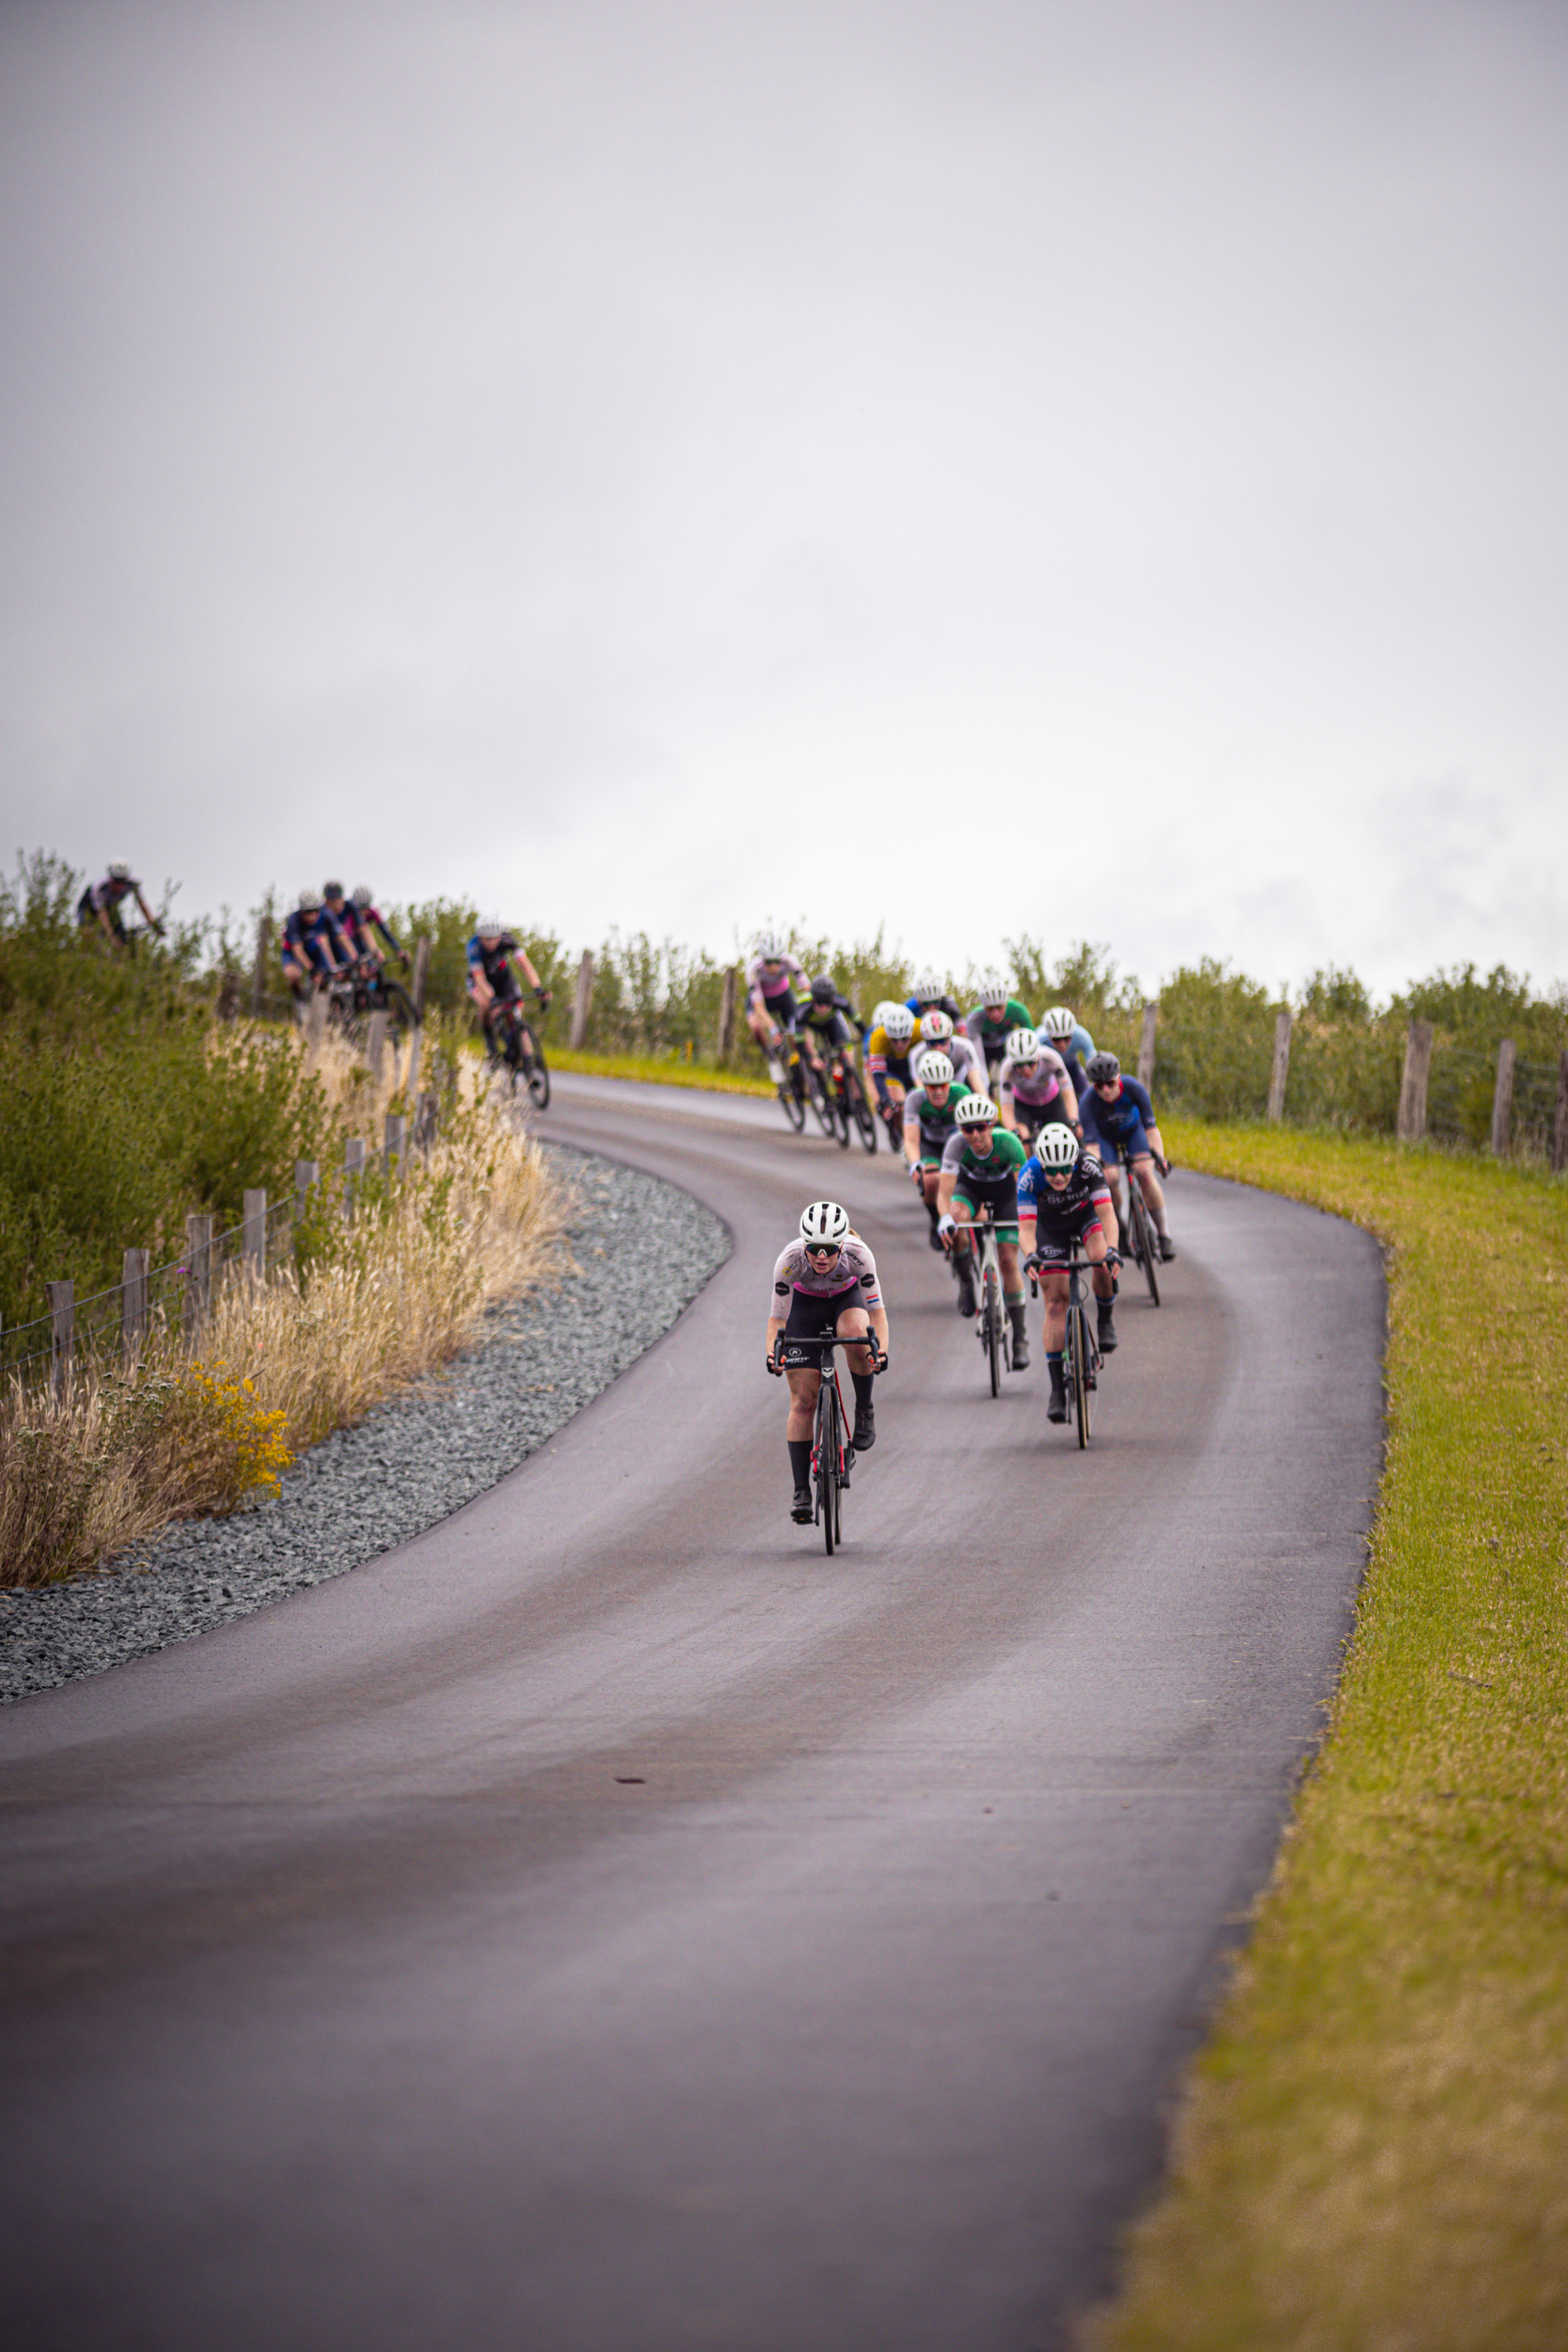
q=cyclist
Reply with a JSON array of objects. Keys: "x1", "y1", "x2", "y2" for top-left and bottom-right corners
[
  {"x1": 76, "y1": 863, "x2": 162, "y2": 944},
  {"x1": 1018, "y1": 1123, "x2": 1120, "y2": 1422},
  {"x1": 935, "y1": 1093, "x2": 1031, "y2": 1363},
  {"x1": 746, "y1": 935, "x2": 809, "y2": 1080},
  {"x1": 911, "y1": 1006, "x2": 985, "y2": 1092},
  {"x1": 864, "y1": 1003, "x2": 922, "y2": 1136},
  {"x1": 964, "y1": 975, "x2": 1036, "y2": 1085},
  {"x1": 793, "y1": 974, "x2": 869, "y2": 1092},
  {"x1": 902, "y1": 1051, "x2": 974, "y2": 1249},
  {"x1": 766, "y1": 1200, "x2": 889, "y2": 1524},
  {"x1": 466, "y1": 917, "x2": 550, "y2": 1060},
  {"x1": 997, "y1": 1025, "x2": 1080, "y2": 1146},
  {"x1": 1040, "y1": 1004, "x2": 1096, "y2": 1104},
  {"x1": 904, "y1": 970, "x2": 966, "y2": 1029},
  {"x1": 327, "y1": 883, "x2": 411, "y2": 971},
  {"x1": 280, "y1": 889, "x2": 353, "y2": 1005},
  {"x1": 1079, "y1": 1052, "x2": 1176, "y2": 1260}
]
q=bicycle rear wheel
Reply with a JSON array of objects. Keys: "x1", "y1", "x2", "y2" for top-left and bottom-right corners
[
  {"x1": 1132, "y1": 1187, "x2": 1160, "y2": 1305},
  {"x1": 778, "y1": 1077, "x2": 806, "y2": 1131},
  {"x1": 808, "y1": 1072, "x2": 836, "y2": 1139},
  {"x1": 984, "y1": 1268, "x2": 1002, "y2": 1396},
  {"x1": 524, "y1": 1036, "x2": 551, "y2": 1110},
  {"x1": 844, "y1": 1069, "x2": 878, "y2": 1153}
]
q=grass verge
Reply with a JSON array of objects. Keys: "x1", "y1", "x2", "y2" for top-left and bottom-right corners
[
  {"x1": 1087, "y1": 1123, "x2": 1568, "y2": 2352},
  {"x1": 546, "y1": 1044, "x2": 776, "y2": 1096},
  {"x1": 0, "y1": 1034, "x2": 569, "y2": 1587}
]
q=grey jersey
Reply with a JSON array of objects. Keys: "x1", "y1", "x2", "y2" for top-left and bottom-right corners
[
  {"x1": 999, "y1": 1043, "x2": 1073, "y2": 1109},
  {"x1": 769, "y1": 1234, "x2": 883, "y2": 1316},
  {"x1": 913, "y1": 1031, "x2": 983, "y2": 1091}
]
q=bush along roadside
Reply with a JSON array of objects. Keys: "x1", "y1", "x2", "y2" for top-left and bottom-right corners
[
  {"x1": 1087, "y1": 1123, "x2": 1568, "y2": 2352},
  {"x1": 0, "y1": 1031, "x2": 569, "y2": 1588}
]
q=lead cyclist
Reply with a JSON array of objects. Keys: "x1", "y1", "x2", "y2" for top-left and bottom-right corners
[{"x1": 765, "y1": 1201, "x2": 890, "y2": 1523}]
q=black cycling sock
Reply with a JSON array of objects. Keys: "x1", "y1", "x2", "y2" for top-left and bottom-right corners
[
  {"x1": 788, "y1": 1439, "x2": 811, "y2": 1489},
  {"x1": 1046, "y1": 1350, "x2": 1065, "y2": 1381},
  {"x1": 851, "y1": 1371, "x2": 875, "y2": 1410}
]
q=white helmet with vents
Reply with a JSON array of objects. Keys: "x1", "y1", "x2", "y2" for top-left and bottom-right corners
[
  {"x1": 477, "y1": 915, "x2": 505, "y2": 937},
  {"x1": 979, "y1": 972, "x2": 1009, "y2": 1007},
  {"x1": 1034, "y1": 1123, "x2": 1079, "y2": 1170},
  {"x1": 954, "y1": 1093, "x2": 997, "y2": 1127},
  {"x1": 1040, "y1": 1005, "x2": 1075, "y2": 1041},
  {"x1": 881, "y1": 1005, "x2": 916, "y2": 1044},
  {"x1": 918, "y1": 1008, "x2": 954, "y2": 1043},
  {"x1": 918, "y1": 1051, "x2": 955, "y2": 1087},
  {"x1": 1005, "y1": 1025, "x2": 1040, "y2": 1063},
  {"x1": 910, "y1": 971, "x2": 942, "y2": 1002},
  {"x1": 799, "y1": 1200, "x2": 850, "y2": 1247},
  {"x1": 756, "y1": 931, "x2": 786, "y2": 960}
]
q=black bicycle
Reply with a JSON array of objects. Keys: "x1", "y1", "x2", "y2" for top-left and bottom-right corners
[
  {"x1": 1116, "y1": 1162, "x2": 1162, "y2": 1306},
  {"x1": 328, "y1": 953, "x2": 421, "y2": 1050},
  {"x1": 1025, "y1": 1244, "x2": 1102, "y2": 1449},
  {"x1": 965, "y1": 1203, "x2": 1009, "y2": 1398},
  {"x1": 821, "y1": 1051, "x2": 878, "y2": 1154},
  {"x1": 772, "y1": 1329, "x2": 886, "y2": 1555},
  {"x1": 485, "y1": 996, "x2": 550, "y2": 1109}
]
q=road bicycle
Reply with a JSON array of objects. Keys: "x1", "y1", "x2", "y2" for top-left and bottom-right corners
[
  {"x1": 772, "y1": 1035, "x2": 832, "y2": 1135},
  {"x1": 771, "y1": 1329, "x2": 886, "y2": 1556},
  {"x1": 963, "y1": 1203, "x2": 1010, "y2": 1399},
  {"x1": 328, "y1": 953, "x2": 421, "y2": 1051},
  {"x1": 1025, "y1": 1244, "x2": 1103, "y2": 1450},
  {"x1": 485, "y1": 997, "x2": 550, "y2": 1109},
  {"x1": 820, "y1": 1050, "x2": 879, "y2": 1154},
  {"x1": 1110, "y1": 1156, "x2": 1168, "y2": 1306}
]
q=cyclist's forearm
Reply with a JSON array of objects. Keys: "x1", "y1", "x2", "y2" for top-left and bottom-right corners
[
  {"x1": 936, "y1": 1171, "x2": 956, "y2": 1211},
  {"x1": 869, "y1": 1307, "x2": 889, "y2": 1356}
]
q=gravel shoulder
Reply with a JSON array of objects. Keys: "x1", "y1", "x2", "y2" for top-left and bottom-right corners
[{"x1": 0, "y1": 1145, "x2": 731, "y2": 1705}]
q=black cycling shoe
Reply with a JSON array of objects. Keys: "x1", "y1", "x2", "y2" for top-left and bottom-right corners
[
  {"x1": 927, "y1": 1221, "x2": 945, "y2": 1252},
  {"x1": 853, "y1": 1404, "x2": 876, "y2": 1451},
  {"x1": 1047, "y1": 1381, "x2": 1068, "y2": 1425},
  {"x1": 1159, "y1": 1234, "x2": 1177, "y2": 1261},
  {"x1": 1011, "y1": 1329, "x2": 1030, "y2": 1370},
  {"x1": 790, "y1": 1485, "x2": 813, "y2": 1523},
  {"x1": 1098, "y1": 1308, "x2": 1119, "y2": 1353},
  {"x1": 955, "y1": 1264, "x2": 976, "y2": 1317}
]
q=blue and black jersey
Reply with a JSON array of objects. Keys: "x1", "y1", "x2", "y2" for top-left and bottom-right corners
[
  {"x1": 1080, "y1": 1074, "x2": 1156, "y2": 1162},
  {"x1": 466, "y1": 933, "x2": 524, "y2": 996},
  {"x1": 281, "y1": 906, "x2": 350, "y2": 974}
]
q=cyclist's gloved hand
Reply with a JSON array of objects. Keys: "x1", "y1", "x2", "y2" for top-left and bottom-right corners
[
  {"x1": 536, "y1": 987, "x2": 552, "y2": 1007},
  {"x1": 1022, "y1": 1250, "x2": 1044, "y2": 1276},
  {"x1": 908, "y1": 1159, "x2": 926, "y2": 1187},
  {"x1": 1156, "y1": 1153, "x2": 1171, "y2": 1177},
  {"x1": 765, "y1": 1349, "x2": 783, "y2": 1376},
  {"x1": 936, "y1": 1212, "x2": 956, "y2": 1242}
]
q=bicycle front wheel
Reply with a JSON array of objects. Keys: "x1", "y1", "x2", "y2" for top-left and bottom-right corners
[
  {"x1": 1132, "y1": 1189, "x2": 1160, "y2": 1305},
  {"x1": 809, "y1": 1074, "x2": 836, "y2": 1140},
  {"x1": 525, "y1": 1039, "x2": 551, "y2": 1110},
  {"x1": 983, "y1": 1268, "x2": 1002, "y2": 1396},
  {"x1": 1070, "y1": 1305, "x2": 1094, "y2": 1447},
  {"x1": 845, "y1": 1069, "x2": 878, "y2": 1153},
  {"x1": 779, "y1": 1078, "x2": 806, "y2": 1132},
  {"x1": 817, "y1": 1386, "x2": 838, "y2": 1555},
  {"x1": 831, "y1": 1084, "x2": 852, "y2": 1149}
]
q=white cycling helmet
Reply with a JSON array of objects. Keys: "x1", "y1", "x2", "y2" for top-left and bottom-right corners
[
  {"x1": 919, "y1": 1051, "x2": 955, "y2": 1087},
  {"x1": 800, "y1": 1199, "x2": 850, "y2": 1247},
  {"x1": 107, "y1": 860, "x2": 133, "y2": 881},
  {"x1": 881, "y1": 1004, "x2": 916, "y2": 1044},
  {"x1": 980, "y1": 972, "x2": 1009, "y2": 1007},
  {"x1": 954, "y1": 1092, "x2": 997, "y2": 1127},
  {"x1": 910, "y1": 971, "x2": 942, "y2": 1003},
  {"x1": 298, "y1": 887, "x2": 322, "y2": 912},
  {"x1": 1035, "y1": 1122, "x2": 1079, "y2": 1170},
  {"x1": 1040, "y1": 1004, "x2": 1075, "y2": 1041},
  {"x1": 1004, "y1": 1025, "x2": 1039, "y2": 1064},
  {"x1": 918, "y1": 1007, "x2": 954, "y2": 1043},
  {"x1": 352, "y1": 884, "x2": 372, "y2": 907},
  {"x1": 756, "y1": 931, "x2": 786, "y2": 960},
  {"x1": 476, "y1": 914, "x2": 505, "y2": 937}
]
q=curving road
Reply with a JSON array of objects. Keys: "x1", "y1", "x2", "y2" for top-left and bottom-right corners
[{"x1": 0, "y1": 1077, "x2": 1383, "y2": 2352}]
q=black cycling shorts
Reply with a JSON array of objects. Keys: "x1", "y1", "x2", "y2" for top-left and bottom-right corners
[
  {"x1": 1031, "y1": 1199, "x2": 1104, "y2": 1264},
  {"x1": 779, "y1": 1284, "x2": 862, "y2": 1367},
  {"x1": 760, "y1": 986, "x2": 798, "y2": 1029}
]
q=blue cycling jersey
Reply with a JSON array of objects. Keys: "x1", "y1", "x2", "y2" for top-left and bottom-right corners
[
  {"x1": 281, "y1": 907, "x2": 350, "y2": 971},
  {"x1": 1082, "y1": 1074, "x2": 1156, "y2": 1158},
  {"x1": 467, "y1": 932, "x2": 522, "y2": 990}
]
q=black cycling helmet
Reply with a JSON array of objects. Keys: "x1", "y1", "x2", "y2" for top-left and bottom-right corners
[
  {"x1": 1087, "y1": 1051, "x2": 1121, "y2": 1084},
  {"x1": 323, "y1": 880, "x2": 345, "y2": 898},
  {"x1": 810, "y1": 974, "x2": 836, "y2": 1004}
]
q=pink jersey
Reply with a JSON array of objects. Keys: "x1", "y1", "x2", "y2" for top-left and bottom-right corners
[
  {"x1": 746, "y1": 951, "x2": 808, "y2": 1001},
  {"x1": 768, "y1": 1235, "x2": 883, "y2": 1317}
]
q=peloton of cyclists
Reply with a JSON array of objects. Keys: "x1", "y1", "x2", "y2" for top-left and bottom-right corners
[
  {"x1": 77, "y1": 863, "x2": 163, "y2": 945},
  {"x1": 280, "y1": 889, "x2": 354, "y2": 1006},
  {"x1": 1079, "y1": 1053, "x2": 1177, "y2": 1261},
  {"x1": 935, "y1": 1093, "x2": 1032, "y2": 1365},
  {"x1": 766, "y1": 1200, "x2": 889, "y2": 1523},
  {"x1": 1018, "y1": 1123, "x2": 1121, "y2": 1422},
  {"x1": 466, "y1": 918, "x2": 551, "y2": 1062}
]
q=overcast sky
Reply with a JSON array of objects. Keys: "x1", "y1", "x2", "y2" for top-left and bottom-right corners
[{"x1": 2, "y1": 0, "x2": 1564, "y2": 1000}]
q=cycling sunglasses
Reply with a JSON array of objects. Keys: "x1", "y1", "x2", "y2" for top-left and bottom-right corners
[{"x1": 803, "y1": 1242, "x2": 842, "y2": 1261}]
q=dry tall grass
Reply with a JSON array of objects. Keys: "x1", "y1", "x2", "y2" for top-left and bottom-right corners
[{"x1": 0, "y1": 1028, "x2": 571, "y2": 1588}]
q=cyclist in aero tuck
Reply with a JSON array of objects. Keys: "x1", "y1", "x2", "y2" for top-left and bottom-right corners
[{"x1": 766, "y1": 1202, "x2": 890, "y2": 1524}]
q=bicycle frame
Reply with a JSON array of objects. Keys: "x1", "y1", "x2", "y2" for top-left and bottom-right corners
[
  {"x1": 1028, "y1": 1246, "x2": 1102, "y2": 1447},
  {"x1": 771, "y1": 1330, "x2": 886, "y2": 1554}
]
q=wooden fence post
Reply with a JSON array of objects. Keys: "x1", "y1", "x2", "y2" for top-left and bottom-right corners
[
  {"x1": 410, "y1": 935, "x2": 431, "y2": 1017},
  {"x1": 570, "y1": 950, "x2": 594, "y2": 1049},
  {"x1": 243, "y1": 1189, "x2": 267, "y2": 1283},
  {"x1": 384, "y1": 1112, "x2": 407, "y2": 1174},
  {"x1": 1267, "y1": 1007, "x2": 1294, "y2": 1123},
  {"x1": 183, "y1": 1214, "x2": 214, "y2": 1339},
  {"x1": 1552, "y1": 1049, "x2": 1568, "y2": 1175},
  {"x1": 1137, "y1": 1003, "x2": 1158, "y2": 1091},
  {"x1": 416, "y1": 1091, "x2": 439, "y2": 1153},
  {"x1": 305, "y1": 989, "x2": 327, "y2": 1051},
  {"x1": 365, "y1": 1011, "x2": 389, "y2": 1086},
  {"x1": 251, "y1": 913, "x2": 271, "y2": 1018},
  {"x1": 1397, "y1": 1018, "x2": 1433, "y2": 1142},
  {"x1": 294, "y1": 1160, "x2": 319, "y2": 1252},
  {"x1": 717, "y1": 965, "x2": 737, "y2": 1062},
  {"x1": 403, "y1": 1020, "x2": 423, "y2": 1102},
  {"x1": 343, "y1": 1137, "x2": 366, "y2": 1224},
  {"x1": 122, "y1": 1248, "x2": 151, "y2": 1367},
  {"x1": 46, "y1": 1280, "x2": 74, "y2": 1401},
  {"x1": 1490, "y1": 1037, "x2": 1516, "y2": 1158}
]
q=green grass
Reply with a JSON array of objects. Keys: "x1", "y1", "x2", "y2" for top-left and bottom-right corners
[
  {"x1": 546, "y1": 1044, "x2": 777, "y2": 1096},
  {"x1": 1088, "y1": 1123, "x2": 1568, "y2": 2352}
]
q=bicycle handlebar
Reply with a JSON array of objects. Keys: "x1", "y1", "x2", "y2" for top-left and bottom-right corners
[{"x1": 771, "y1": 1332, "x2": 887, "y2": 1372}]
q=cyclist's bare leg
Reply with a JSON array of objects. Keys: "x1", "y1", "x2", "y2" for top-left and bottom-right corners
[
  {"x1": 784, "y1": 1363, "x2": 821, "y2": 1442},
  {"x1": 1131, "y1": 1152, "x2": 1170, "y2": 1235}
]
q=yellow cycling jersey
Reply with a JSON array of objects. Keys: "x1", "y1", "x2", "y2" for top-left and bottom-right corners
[{"x1": 864, "y1": 1025, "x2": 916, "y2": 1077}]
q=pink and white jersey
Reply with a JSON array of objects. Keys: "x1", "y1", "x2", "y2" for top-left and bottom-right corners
[
  {"x1": 999, "y1": 1043, "x2": 1073, "y2": 1107},
  {"x1": 768, "y1": 1235, "x2": 883, "y2": 1316},
  {"x1": 746, "y1": 951, "x2": 808, "y2": 1001}
]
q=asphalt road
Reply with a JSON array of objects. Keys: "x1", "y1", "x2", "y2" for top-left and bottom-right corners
[{"x1": 0, "y1": 1076, "x2": 1385, "y2": 2352}]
